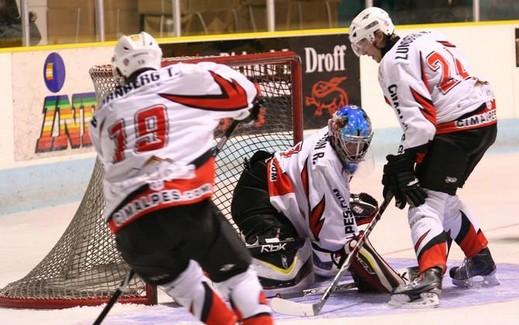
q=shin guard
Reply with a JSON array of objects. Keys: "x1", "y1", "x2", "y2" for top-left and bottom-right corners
[
  {"x1": 160, "y1": 260, "x2": 236, "y2": 325},
  {"x1": 216, "y1": 267, "x2": 273, "y2": 324}
]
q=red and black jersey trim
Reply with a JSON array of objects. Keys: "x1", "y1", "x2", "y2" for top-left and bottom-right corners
[
  {"x1": 309, "y1": 196, "x2": 326, "y2": 241},
  {"x1": 159, "y1": 71, "x2": 249, "y2": 111},
  {"x1": 437, "y1": 40, "x2": 456, "y2": 48},
  {"x1": 410, "y1": 86, "x2": 437, "y2": 125}
]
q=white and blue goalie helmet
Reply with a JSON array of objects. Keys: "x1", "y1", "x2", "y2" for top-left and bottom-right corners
[{"x1": 328, "y1": 105, "x2": 373, "y2": 164}]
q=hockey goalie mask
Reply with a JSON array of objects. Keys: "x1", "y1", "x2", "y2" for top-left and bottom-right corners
[
  {"x1": 349, "y1": 7, "x2": 394, "y2": 57},
  {"x1": 112, "y1": 32, "x2": 162, "y2": 84},
  {"x1": 328, "y1": 105, "x2": 373, "y2": 164}
]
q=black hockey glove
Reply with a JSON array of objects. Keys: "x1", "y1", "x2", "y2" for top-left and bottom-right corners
[
  {"x1": 242, "y1": 98, "x2": 265, "y2": 124},
  {"x1": 382, "y1": 154, "x2": 427, "y2": 209}
]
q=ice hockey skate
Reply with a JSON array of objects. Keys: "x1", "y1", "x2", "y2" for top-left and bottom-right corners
[
  {"x1": 388, "y1": 267, "x2": 442, "y2": 308},
  {"x1": 449, "y1": 247, "x2": 500, "y2": 288}
]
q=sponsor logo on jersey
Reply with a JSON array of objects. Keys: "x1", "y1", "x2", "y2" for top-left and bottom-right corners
[
  {"x1": 333, "y1": 189, "x2": 356, "y2": 235},
  {"x1": 111, "y1": 183, "x2": 212, "y2": 227},
  {"x1": 387, "y1": 84, "x2": 404, "y2": 121},
  {"x1": 269, "y1": 160, "x2": 278, "y2": 182},
  {"x1": 160, "y1": 70, "x2": 248, "y2": 111},
  {"x1": 455, "y1": 109, "x2": 496, "y2": 128}
]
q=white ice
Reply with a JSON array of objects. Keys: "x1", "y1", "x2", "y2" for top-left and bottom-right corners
[{"x1": 1, "y1": 152, "x2": 518, "y2": 325}]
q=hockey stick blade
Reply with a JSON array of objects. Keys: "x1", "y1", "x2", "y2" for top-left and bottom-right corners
[
  {"x1": 274, "y1": 281, "x2": 356, "y2": 299},
  {"x1": 270, "y1": 297, "x2": 318, "y2": 317}
]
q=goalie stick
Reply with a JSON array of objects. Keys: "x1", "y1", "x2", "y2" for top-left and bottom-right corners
[
  {"x1": 270, "y1": 195, "x2": 393, "y2": 317},
  {"x1": 275, "y1": 281, "x2": 357, "y2": 299}
]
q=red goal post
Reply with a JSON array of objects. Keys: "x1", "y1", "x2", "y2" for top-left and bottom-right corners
[{"x1": 0, "y1": 50, "x2": 303, "y2": 309}]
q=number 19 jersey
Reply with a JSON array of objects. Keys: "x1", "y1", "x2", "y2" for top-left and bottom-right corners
[{"x1": 90, "y1": 62, "x2": 257, "y2": 229}]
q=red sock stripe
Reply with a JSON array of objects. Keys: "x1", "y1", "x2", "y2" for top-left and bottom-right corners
[
  {"x1": 200, "y1": 282, "x2": 236, "y2": 325},
  {"x1": 418, "y1": 242, "x2": 447, "y2": 273},
  {"x1": 242, "y1": 313, "x2": 274, "y2": 325},
  {"x1": 259, "y1": 291, "x2": 268, "y2": 305},
  {"x1": 460, "y1": 229, "x2": 488, "y2": 258}
]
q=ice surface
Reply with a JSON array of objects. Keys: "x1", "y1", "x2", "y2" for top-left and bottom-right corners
[{"x1": 1, "y1": 152, "x2": 518, "y2": 325}]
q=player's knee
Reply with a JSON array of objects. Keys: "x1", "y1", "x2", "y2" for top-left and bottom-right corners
[{"x1": 159, "y1": 260, "x2": 204, "y2": 305}]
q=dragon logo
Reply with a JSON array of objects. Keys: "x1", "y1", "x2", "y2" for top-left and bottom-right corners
[{"x1": 305, "y1": 76, "x2": 349, "y2": 117}]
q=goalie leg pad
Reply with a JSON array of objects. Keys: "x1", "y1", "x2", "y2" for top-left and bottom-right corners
[
  {"x1": 347, "y1": 235, "x2": 406, "y2": 293},
  {"x1": 251, "y1": 239, "x2": 314, "y2": 298},
  {"x1": 160, "y1": 260, "x2": 236, "y2": 325}
]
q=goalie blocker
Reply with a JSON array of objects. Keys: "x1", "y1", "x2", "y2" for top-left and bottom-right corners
[{"x1": 231, "y1": 152, "x2": 404, "y2": 297}]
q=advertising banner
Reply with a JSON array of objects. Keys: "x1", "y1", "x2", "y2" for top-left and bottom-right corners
[
  {"x1": 161, "y1": 33, "x2": 360, "y2": 130},
  {"x1": 11, "y1": 33, "x2": 358, "y2": 161},
  {"x1": 12, "y1": 48, "x2": 112, "y2": 161}
]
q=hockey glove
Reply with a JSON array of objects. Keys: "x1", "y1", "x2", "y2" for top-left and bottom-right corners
[
  {"x1": 350, "y1": 192, "x2": 378, "y2": 225},
  {"x1": 241, "y1": 98, "x2": 265, "y2": 125},
  {"x1": 382, "y1": 154, "x2": 427, "y2": 209}
]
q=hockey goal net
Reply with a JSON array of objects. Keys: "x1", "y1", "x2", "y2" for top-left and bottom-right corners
[{"x1": 0, "y1": 51, "x2": 303, "y2": 308}]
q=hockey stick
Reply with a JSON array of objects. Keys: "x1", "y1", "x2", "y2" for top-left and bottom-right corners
[
  {"x1": 213, "y1": 118, "x2": 241, "y2": 156},
  {"x1": 275, "y1": 281, "x2": 357, "y2": 299},
  {"x1": 270, "y1": 195, "x2": 393, "y2": 316},
  {"x1": 93, "y1": 270, "x2": 135, "y2": 325}
]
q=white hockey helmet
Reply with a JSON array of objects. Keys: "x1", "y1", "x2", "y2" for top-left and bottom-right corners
[
  {"x1": 112, "y1": 31, "x2": 162, "y2": 84},
  {"x1": 349, "y1": 7, "x2": 395, "y2": 57}
]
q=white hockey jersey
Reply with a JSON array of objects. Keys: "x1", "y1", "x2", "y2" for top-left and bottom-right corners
[
  {"x1": 379, "y1": 31, "x2": 496, "y2": 153},
  {"x1": 266, "y1": 127, "x2": 358, "y2": 253},
  {"x1": 90, "y1": 62, "x2": 257, "y2": 232}
]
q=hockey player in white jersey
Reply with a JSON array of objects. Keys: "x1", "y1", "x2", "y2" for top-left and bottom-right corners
[
  {"x1": 231, "y1": 105, "x2": 406, "y2": 297},
  {"x1": 349, "y1": 7, "x2": 499, "y2": 307},
  {"x1": 90, "y1": 32, "x2": 273, "y2": 325}
]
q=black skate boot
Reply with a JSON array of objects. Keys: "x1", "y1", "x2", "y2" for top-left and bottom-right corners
[
  {"x1": 449, "y1": 247, "x2": 499, "y2": 288},
  {"x1": 388, "y1": 267, "x2": 442, "y2": 308}
]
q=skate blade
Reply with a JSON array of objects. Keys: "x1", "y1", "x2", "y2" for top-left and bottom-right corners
[
  {"x1": 452, "y1": 271, "x2": 500, "y2": 288},
  {"x1": 388, "y1": 292, "x2": 440, "y2": 309}
]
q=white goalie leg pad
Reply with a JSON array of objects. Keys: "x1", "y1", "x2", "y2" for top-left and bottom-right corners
[
  {"x1": 159, "y1": 260, "x2": 234, "y2": 322},
  {"x1": 215, "y1": 267, "x2": 271, "y2": 319}
]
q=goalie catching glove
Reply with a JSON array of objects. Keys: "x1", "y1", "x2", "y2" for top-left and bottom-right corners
[{"x1": 349, "y1": 192, "x2": 378, "y2": 225}]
